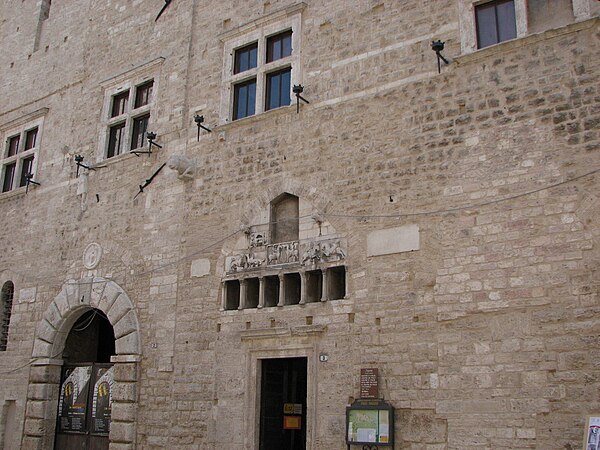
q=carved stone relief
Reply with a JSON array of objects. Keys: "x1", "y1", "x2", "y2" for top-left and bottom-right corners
[
  {"x1": 267, "y1": 241, "x2": 299, "y2": 266},
  {"x1": 167, "y1": 154, "x2": 195, "y2": 180},
  {"x1": 83, "y1": 243, "x2": 103, "y2": 269},
  {"x1": 225, "y1": 238, "x2": 346, "y2": 274}
]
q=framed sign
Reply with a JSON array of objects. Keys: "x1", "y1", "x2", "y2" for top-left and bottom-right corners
[
  {"x1": 584, "y1": 416, "x2": 600, "y2": 450},
  {"x1": 346, "y1": 399, "x2": 394, "y2": 446}
]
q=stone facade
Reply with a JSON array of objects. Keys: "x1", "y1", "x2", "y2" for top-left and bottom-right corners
[{"x1": 0, "y1": 1, "x2": 599, "y2": 449}]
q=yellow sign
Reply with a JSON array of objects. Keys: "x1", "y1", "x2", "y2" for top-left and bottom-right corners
[{"x1": 283, "y1": 415, "x2": 301, "y2": 430}]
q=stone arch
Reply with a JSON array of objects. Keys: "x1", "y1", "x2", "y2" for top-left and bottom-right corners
[
  {"x1": 32, "y1": 277, "x2": 140, "y2": 359},
  {"x1": 22, "y1": 277, "x2": 141, "y2": 450}
]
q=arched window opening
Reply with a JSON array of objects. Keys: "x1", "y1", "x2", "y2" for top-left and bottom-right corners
[
  {"x1": 270, "y1": 193, "x2": 299, "y2": 244},
  {"x1": 0, "y1": 282, "x2": 14, "y2": 351}
]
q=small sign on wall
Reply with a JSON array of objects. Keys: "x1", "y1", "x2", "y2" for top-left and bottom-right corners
[
  {"x1": 360, "y1": 368, "x2": 379, "y2": 399},
  {"x1": 584, "y1": 416, "x2": 600, "y2": 450}
]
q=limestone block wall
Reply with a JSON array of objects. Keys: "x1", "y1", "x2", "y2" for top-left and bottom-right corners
[{"x1": 0, "y1": 0, "x2": 598, "y2": 449}]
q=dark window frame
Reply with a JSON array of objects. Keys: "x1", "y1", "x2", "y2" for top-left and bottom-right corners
[
  {"x1": 24, "y1": 127, "x2": 38, "y2": 150},
  {"x1": 19, "y1": 155, "x2": 35, "y2": 187},
  {"x1": 234, "y1": 42, "x2": 258, "y2": 74},
  {"x1": 233, "y1": 78, "x2": 257, "y2": 121},
  {"x1": 107, "y1": 122, "x2": 126, "y2": 158},
  {"x1": 7, "y1": 135, "x2": 20, "y2": 157},
  {"x1": 266, "y1": 30, "x2": 292, "y2": 63},
  {"x1": 2, "y1": 163, "x2": 16, "y2": 193},
  {"x1": 265, "y1": 67, "x2": 291, "y2": 111},
  {"x1": 111, "y1": 90, "x2": 130, "y2": 118},
  {"x1": 475, "y1": 0, "x2": 517, "y2": 49},
  {"x1": 134, "y1": 80, "x2": 154, "y2": 109},
  {"x1": 130, "y1": 114, "x2": 150, "y2": 150}
]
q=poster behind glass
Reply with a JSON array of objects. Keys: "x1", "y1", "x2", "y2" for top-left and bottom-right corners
[
  {"x1": 347, "y1": 409, "x2": 390, "y2": 444},
  {"x1": 58, "y1": 366, "x2": 92, "y2": 432},
  {"x1": 91, "y1": 367, "x2": 114, "y2": 434}
]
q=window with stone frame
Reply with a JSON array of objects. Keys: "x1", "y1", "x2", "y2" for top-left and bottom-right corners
[
  {"x1": 0, "y1": 281, "x2": 15, "y2": 351},
  {"x1": 105, "y1": 80, "x2": 154, "y2": 158},
  {"x1": 98, "y1": 59, "x2": 162, "y2": 161},
  {"x1": 0, "y1": 111, "x2": 45, "y2": 194},
  {"x1": 459, "y1": 0, "x2": 592, "y2": 54},
  {"x1": 220, "y1": 4, "x2": 304, "y2": 123}
]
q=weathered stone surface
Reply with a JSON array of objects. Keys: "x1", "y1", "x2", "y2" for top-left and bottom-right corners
[
  {"x1": 1, "y1": 2, "x2": 599, "y2": 450},
  {"x1": 367, "y1": 224, "x2": 420, "y2": 256}
]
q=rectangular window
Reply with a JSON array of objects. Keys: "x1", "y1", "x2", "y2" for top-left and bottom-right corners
[
  {"x1": 2, "y1": 163, "x2": 15, "y2": 193},
  {"x1": 266, "y1": 30, "x2": 292, "y2": 63},
  {"x1": 134, "y1": 81, "x2": 154, "y2": 108},
  {"x1": 107, "y1": 123, "x2": 125, "y2": 158},
  {"x1": 476, "y1": 0, "x2": 517, "y2": 49},
  {"x1": 7, "y1": 136, "x2": 19, "y2": 157},
  {"x1": 111, "y1": 91, "x2": 129, "y2": 118},
  {"x1": 101, "y1": 69, "x2": 158, "y2": 160},
  {"x1": 130, "y1": 114, "x2": 150, "y2": 150},
  {"x1": 234, "y1": 43, "x2": 258, "y2": 74},
  {"x1": 19, "y1": 156, "x2": 34, "y2": 187},
  {"x1": 1, "y1": 112, "x2": 44, "y2": 195},
  {"x1": 24, "y1": 128, "x2": 38, "y2": 150},
  {"x1": 266, "y1": 68, "x2": 291, "y2": 111},
  {"x1": 221, "y1": 7, "x2": 303, "y2": 123},
  {"x1": 233, "y1": 79, "x2": 257, "y2": 120}
]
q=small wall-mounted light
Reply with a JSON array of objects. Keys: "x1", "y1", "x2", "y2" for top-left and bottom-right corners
[
  {"x1": 132, "y1": 131, "x2": 162, "y2": 157},
  {"x1": 74, "y1": 154, "x2": 97, "y2": 177},
  {"x1": 293, "y1": 84, "x2": 310, "y2": 113},
  {"x1": 431, "y1": 40, "x2": 450, "y2": 74},
  {"x1": 24, "y1": 173, "x2": 40, "y2": 194},
  {"x1": 194, "y1": 115, "x2": 212, "y2": 141}
]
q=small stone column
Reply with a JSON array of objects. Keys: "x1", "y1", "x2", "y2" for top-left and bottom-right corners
[
  {"x1": 220, "y1": 282, "x2": 227, "y2": 311},
  {"x1": 299, "y1": 272, "x2": 307, "y2": 304},
  {"x1": 239, "y1": 279, "x2": 247, "y2": 310},
  {"x1": 321, "y1": 269, "x2": 329, "y2": 302},
  {"x1": 258, "y1": 277, "x2": 265, "y2": 308},
  {"x1": 277, "y1": 274, "x2": 285, "y2": 307}
]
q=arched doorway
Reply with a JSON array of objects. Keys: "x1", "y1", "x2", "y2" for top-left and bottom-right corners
[
  {"x1": 54, "y1": 308, "x2": 115, "y2": 450},
  {"x1": 22, "y1": 277, "x2": 141, "y2": 450}
]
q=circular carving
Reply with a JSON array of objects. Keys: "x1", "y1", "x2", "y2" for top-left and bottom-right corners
[{"x1": 83, "y1": 243, "x2": 103, "y2": 269}]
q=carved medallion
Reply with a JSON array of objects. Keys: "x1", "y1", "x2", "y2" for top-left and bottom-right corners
[{"x1": 83, "y1": 243, "x2": 103, "y2": 269}]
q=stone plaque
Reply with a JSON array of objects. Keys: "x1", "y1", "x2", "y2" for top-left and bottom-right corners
[
  {"x1": 83, "y1": 243, "x2": 103, "y2": 269},
  {"x1": 360, "y1": 368, "x2": 379, "y2": 399}
]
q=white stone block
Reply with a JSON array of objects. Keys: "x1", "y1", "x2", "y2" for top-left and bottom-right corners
[
  {"x1": 19, "y1": 287, "x2": 36, "y2": 303},
  {"x1": 191, "y1": 258, "x2": 211, "y2": 278},
  {"x1": 367, "y1": 224, "x2": 420, "y2": 256}
]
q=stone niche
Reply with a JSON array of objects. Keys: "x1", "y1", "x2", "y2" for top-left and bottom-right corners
[{"x1": 221, "y1": 193, "x2": 347, "y2": 310}]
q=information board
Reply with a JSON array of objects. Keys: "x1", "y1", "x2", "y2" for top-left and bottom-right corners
[{"x1": 346, "y1": 399, "x2": 394, "y2": 446}]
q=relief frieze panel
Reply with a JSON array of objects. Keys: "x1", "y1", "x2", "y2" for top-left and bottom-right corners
[{"x1": 225, "y1": 237, "x2": 346, "y2": 274}]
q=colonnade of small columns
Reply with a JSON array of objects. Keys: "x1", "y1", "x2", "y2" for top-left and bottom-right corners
[{"x1": 221, "y1": 266, "x2": 346, "y2": 311}]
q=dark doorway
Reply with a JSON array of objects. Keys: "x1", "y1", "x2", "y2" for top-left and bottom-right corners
[
  {"x1": 259, "y1": 357, "x2": 307, "y2": 450},
  {"x1": 54, "y1": 309, "x2": 115, "y2": 450}
]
